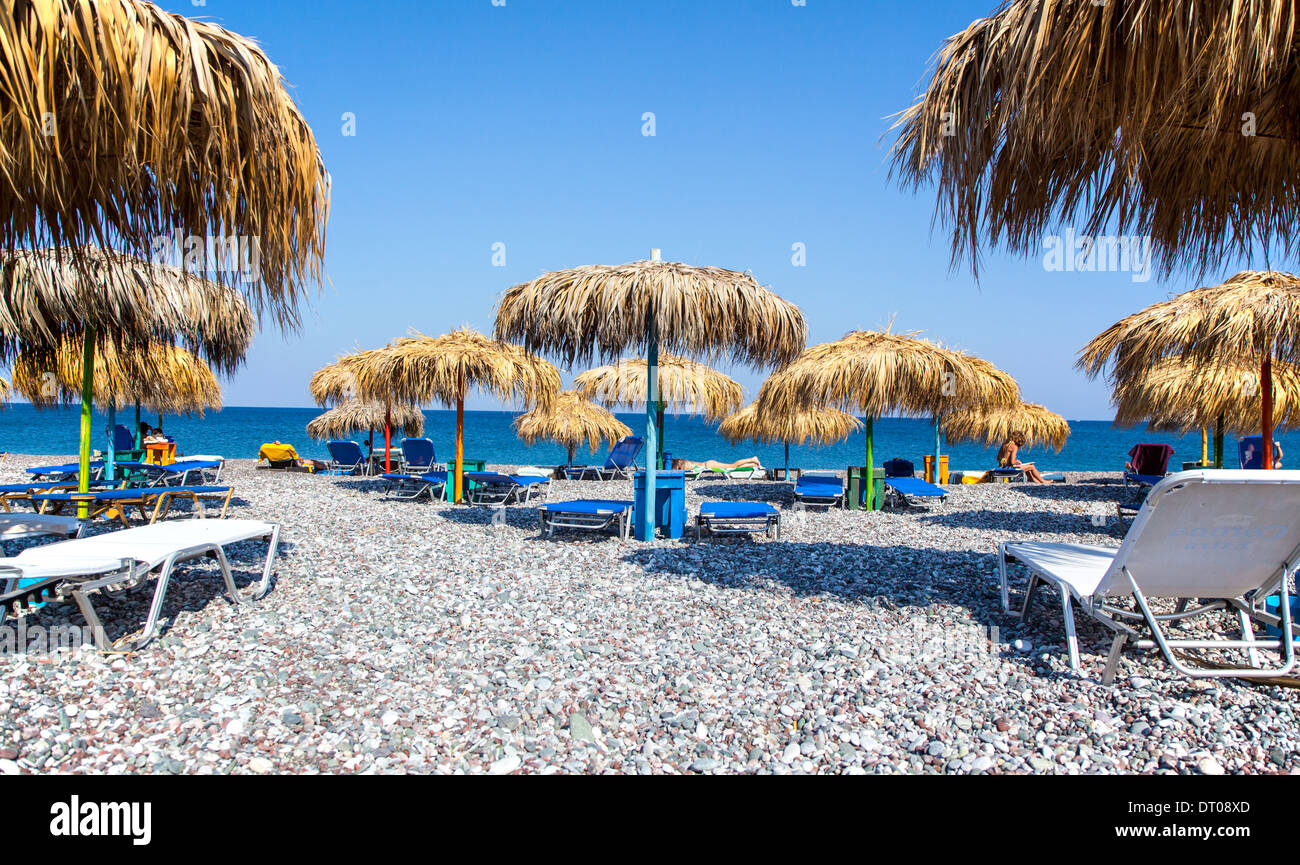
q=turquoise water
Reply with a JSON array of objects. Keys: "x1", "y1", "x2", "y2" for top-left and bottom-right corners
[{"x1": 0, "y1": 404, "x2": 1290, "y2": 472}]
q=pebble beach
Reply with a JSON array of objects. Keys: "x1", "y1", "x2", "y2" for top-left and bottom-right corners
[{"x1": 2, "y1": 455, "x2": 1297, "y2": 776}]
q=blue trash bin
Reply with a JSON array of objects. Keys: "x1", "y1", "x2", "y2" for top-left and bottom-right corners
[{"x1": 632, "y1": 470, "x2": 686, "y2": 539}]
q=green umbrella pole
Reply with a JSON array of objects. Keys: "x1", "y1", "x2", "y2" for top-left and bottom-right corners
[
  {"x1": 77, "y1": 328, "x2": 96, "y2": 518},
  {"x1": 637, "y1": 308, "x2": 659, "y2": 541},
  {"x1": 934, "y1": 414, "x2": 943, "y2": 482},
  {"x1": 134, "y1": 402, "x2": 142, "y2": 448},
  {"x1": 784, "y1": 441, "x2": 790, "y2": 479},
  {"x1": 1214, "y1": 414, "x2": 1225, "y2": 469},
  {"x1": 864, "y1": 415, "x2": 875, "y2": 510}
]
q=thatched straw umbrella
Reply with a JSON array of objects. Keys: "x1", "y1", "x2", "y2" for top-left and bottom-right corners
[
  {"x1": 718, "y1": 398, "x2": 863, "y2": 479},
  {"x1": 307, "y1": 400, "x2": 425, "y2": 458},
  {"x1": 1110, "y1": 356, "x2": 1300, "y2": 468},
  {"x1": 890, "y1": 1, "x2": 1300, "y2": 277},
  {"x1": 756, "y1": 330, "x2": 1018, "y2": 506},
  {"x1": 0, "y1": 249, "x2": 253, "y2": 492},
  {"x1": 310, "y1": 361, "x2": 361, "y2": 408},
  {"x1": 495, "y1": 251, "x2": 805, "y2": 539},
  {"x1": 574, "y1": 354, "x2": 744, "y2": 468},
  {"x1": 514, "y1": 390, "x2": 633, "y2": 468},
  {"x1": 1079, "y1": 271, "x2": 1300, "y2": 468},
  {"x1": 12, "y1": 336, "x2": 224, "y2": 481},
  {"x1": 353, "y1": 329, "x2": 560, "y2": 502},
  {"x1": 941, "y1": 402, "x2": 1070, "y2": 453},
  {"x1": 0, "y1": 0, "x2": 328, "y2": 307}
]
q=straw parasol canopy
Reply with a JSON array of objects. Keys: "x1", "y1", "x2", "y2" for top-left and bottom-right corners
[
  {"x1": 889, "y1": 1, "x2": 1300, "y2": 276},
  {"x1": 719, "y1": 397, "x2": 863, "y2": 477},
  {"x1": 1112, "y1": 356, "x2": 1300, "y2": 437},
  {"x1": 942, "y1": 402, "x2": 1070, "y2": 452},
  {"x1": 307, "y1": 400, "x2": 424, "y2": 442},
  {"x1": 575, "y1": 354, "x2": 744, "y2": 419},
  {"x1": 495, "y1": 254, "x2": 805, "y2": 539},
  {"x1": 12, "y1": 338, "x2": 222, "y2": 416},
  {"x1": 496, "y1": 259, "x2": 806, "y2": 367},
  {"x1": 1079, "y1": 271, "x2": 1300, "y2": 467},
  {"x1": 310, "y1": 359, "x2": 361, "y2": 407},
  {"x1": 758, "y1": 329, "x2": 1018, "y2": 504},
  {"x1": 353, "y1": 328, "x2": 561, "y2": 501},
  {"x1": 0, "y1": 0, "x2": 329, "y2": 313},
  {"x1": 0, "y1": 247, "x2": 256, "y2": 372},
  {"x1": 514, "y1": 390, "x2": 632, "y2": 466},
  {"x1": 0, "y1": 377, "x2": 10, "y2": 405}
]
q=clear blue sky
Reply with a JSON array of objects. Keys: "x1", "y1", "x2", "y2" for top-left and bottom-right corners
[{"x1": 154, "y1": 0, "x2": 1279, "y2": 418}]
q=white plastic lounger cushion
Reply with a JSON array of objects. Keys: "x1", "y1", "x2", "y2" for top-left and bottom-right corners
[
  {"x1": 0, "y1": 557, "x2": 127, "y2": 580},
  {"x1": 14, "y1": 520, "x2": 276, "y2": 571},
  {"x1": 1094, "y1": 470, "x2": 1300, "y2": 598},
  {"x1": 0, "y1": 514, "x2": 80, "y2": 540},
  {"x1": 1003, "y1": 541, "x2": 1117, "y2": 598}
]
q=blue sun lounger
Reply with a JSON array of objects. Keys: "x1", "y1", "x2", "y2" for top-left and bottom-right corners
[
  {"x1": 694, "y1": 502, "x2": 781, "y2": 540},
  {"x1": 26, "y1": 461, "x2": 104, "y2": 482},
  {"x1": 399, "y1": 438, "x2": 439, "y2": 474},
  {"x1": 31, "y1": 486, "x2": 234, "y2": 525},
  {"x1": 380, "y1": 471, "x2": 448, "y2": 501},
  {"x1": 114, "y1": 459, "x2": 223, "y2": 486},
  {"x1": 464, "y1": 472, "x2": 550, "y2": 505},
  {"x1": 538, "y1": 500, "x2": 633, "y2": 539},
  {"x1": 882, "y1": 476, "x2": 947, "y2": 508},
  {"x1": 793, "y1": 474, "x2": 845, "y2": 508},
  {"x1": 561, "y1": 436, "x2": 644, "y2": 480}
]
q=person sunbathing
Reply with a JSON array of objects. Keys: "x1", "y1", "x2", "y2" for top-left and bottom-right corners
[
  {"x1": 671, "y1": 456, "x2": 763, "y2": 472},
  {"x1": 997, "y1": 432, "x2": 1049, "y2": 483}
]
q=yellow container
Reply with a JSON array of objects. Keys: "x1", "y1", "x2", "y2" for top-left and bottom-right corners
[{"x1": 923, "y1": 455, "x2": 950, "y2": 484}]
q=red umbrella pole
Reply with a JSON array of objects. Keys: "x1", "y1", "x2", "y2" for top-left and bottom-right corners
[
  {"x1": 1263, "y1": 353, "x2": 1275, "y2": 469},
  {"x1": 384, "y1": 404, "x2": 392, "y2": 473}
]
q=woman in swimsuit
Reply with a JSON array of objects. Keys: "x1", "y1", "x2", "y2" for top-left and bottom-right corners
[{"x1": 996, "y1": 431, "x2": 1048, "y2": 483}]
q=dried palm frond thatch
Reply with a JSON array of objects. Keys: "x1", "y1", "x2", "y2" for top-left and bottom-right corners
[
  {"x1": 352, "y1": 329, "x2": 560, "y2": 411},
  {"x1": 890, "y1": 1, "x2": 1300, "y2": 276},
  {"x1": 494, "y1": 259, "x2": 806, "y2": 367},
  {"x1": 13, "y1": 338, "x2": 222, "y2": 416},
  {"x1": 718, "y1": 400, "x2": 862, "y2": 447},
  {"x1": 514, "y1": 391, "x2": 632, "y2": 465},
  {"x1": 574, "y1": 354, "x2": 744, "y2": 421},
  {"x1": 0, "y1": 377, "x2": 11, "y2": 405},
  {"x1": 1112, "y1": 356, "x2": 1300, "y2": 436},
  {"x1": 1079, "y1": 272, "x2": 1300, "y2": 381},
  {"x1": 0, "y1": 0, "x2": 329, "y2": 319},
  {"x1": 942, "y1": 402, "x2": 1070, "y2": 452},
  {"x1": 1078, "y1": 271, "x2": 1300, "y2": 466},
  {"x1": 758, "y1": 330, "x2": 1017, "y2": 419},
  {"x1": 310, "y1": 359, "x2": 362, "y2": 407},
  {"x1": 306, "y1": 400, "x2": 424, "y2": 441},
  {"x1": 352, "y1": 328, "x2": 560, "y2": 501},
  {"x1": 0, "y1": 248, "x2": 256, "y2": 372}
]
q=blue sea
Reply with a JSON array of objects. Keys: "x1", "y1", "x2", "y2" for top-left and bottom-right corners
[{"x1": 0, "y1": 404, "x2": 1289, "y2": 472}]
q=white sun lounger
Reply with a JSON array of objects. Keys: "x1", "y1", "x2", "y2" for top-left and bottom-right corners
[
  {"x1": 996, "y1": 470, "x2": 1300, "y2": 684},
  {"x1": 0, "y1": 518, "x2": 280, "y2": 651},
  {"x1": 0, "y1": 513, "x2": 85, "y2": 543}
]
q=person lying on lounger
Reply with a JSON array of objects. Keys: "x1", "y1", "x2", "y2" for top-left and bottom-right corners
[
  {"x1": 997, "y1": 432, "x2": 1049, "y2": 483},
  {"x1": 670, "y1": 456, "x2": 763, "y2": 472}
]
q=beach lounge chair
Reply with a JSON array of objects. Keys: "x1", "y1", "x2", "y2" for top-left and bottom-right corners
[
  {"x1": 883, "y1": 458, "x2": 914, "y2": 478},
  {"x1": 399, "y1": 438, "x2": 439, "y2": 474},
  {"x1": 0, "y1": 481, "x2": 114, "y2": 513},
  {"x1": 1238, "y1": 434, "x2": 1283, "y2": 469},
  {"x1": 0, "y1": 514, "x2": 84, "y2": 544},
  {"x1": 694, "y1": 502, "x2": 781, "y2": 540},
  {"x1": 561, "y1": 436, "x2": 643, "y2": 480},
  {"x1": 31, "y1": 486, "x2": 234, "y2": 526},
  {"x1": 325, "y1": 441, "x2": 369, "y2": 476},
  {"x1": 26, "y1": 461, "x2": 104, "y2": 483},
  {"x1": 793, "y1": 474, "x2": 845, "y2": 508},
  {"x1": 538, "y1": 500, "x2": 633, "y2": 539},
  {"x1": 0, "y1": 518, "x2": 280, "y2": 651},
  {"x1": 1122, "y1": 442, "x2": 1174, "y2": 490},
  {"x1": 683, "y1": 464, "x2": 765, "y2": 481},
  {"x1": 996, "y1": 470, "x2": 1300, "y2": 683},
  {"x1": 463, "y1": 471, "x2": 550, "y2": 505},
  {"x1": 882, "y1": 476, "x2": 947, "y2": 508},
  {"x1": 380, "y1": 471, "x2": 448, "y2": 501},
  {"x1": 110, "y1": 424, "x2": 144, "y2": 463},
  {"x1": 115, "y1": 459, "x2": 223, "y2": 487}
]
